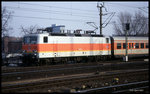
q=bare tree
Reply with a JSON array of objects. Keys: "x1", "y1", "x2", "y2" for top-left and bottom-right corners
[
  {"x1": 2, "y1": 7, "x2": 14, "y2": 37},
  {"x1": 113, "y1": 11, "x2": 148, "y2": 36},
  {"x1": 131, "y1": 11, "x2": 148, "y2": 35},
  {"x1": 20, "y1": 25, "x2": 40, "y2": 36},
  {"x1": 113, "y1": 12, "x2": 132, "y2": 35}
]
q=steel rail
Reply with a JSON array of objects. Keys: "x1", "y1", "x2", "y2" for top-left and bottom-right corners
[
  {"x1": 2, "y1": 69, "x2": 148, "y2": 93},
  {"x1": 112, "y1": 86, "x2": 149, "y2": 93},
  {"x1": 2, "y1": 68, "x2": 148, "y2": 87},
  {"x1": 2, "y1": 61, "x2": 148, "y2": 76},
  {"x1": 2, "y1": 65, "x2": 100, "y2": 75},
  {"x1": 76, "y1": 80, "x2": 149, "y2": 93}
]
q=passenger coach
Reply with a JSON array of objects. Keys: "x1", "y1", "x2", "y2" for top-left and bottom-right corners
[{"x1": 112, "y1": 36, "x2": 149, "y2": 58}]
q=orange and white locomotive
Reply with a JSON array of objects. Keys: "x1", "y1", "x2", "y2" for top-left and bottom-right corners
[{"x1": 22, "y1": 32, "x2": 112, "y2": 65}]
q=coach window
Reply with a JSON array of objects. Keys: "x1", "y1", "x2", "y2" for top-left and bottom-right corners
[
  {"x1": 129, "y1": 43, "x2": 132, "y2": 49},
  {"x1": 135, "y1": 43, "x2": 139, "y2": 48},
  {"x1": 43, "y1": 36, "x2": 48, "y2": 43},
  {"x1": 123, "y1": 43, "x2": 126, "y2": 49},
  {"x1": 117, "y1": 43, "x2": 121, "y2": 49},
  {"x1": 131, "y1": 43, "x2": 134, "y2": 48},
  {"x1": 132, "y1": 43, "x2": 134, "y2": 48},
  {"x1": 140, "y1": 43, "x2": 144, "y2": 48},
  {"x1": 146, "y1": 43, "x2": 149, "y2": 48}
]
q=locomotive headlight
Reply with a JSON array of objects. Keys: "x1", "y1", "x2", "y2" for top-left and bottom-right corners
[
  {"x1": 33, "y1": 52, "x2": 38, "y2": 59},
  {"x1": 33, "y1": 50, "x2": 37, "y2": 57},
  {"x1": 22, "y1": 50, "x2": 26, "y2": 53},
  {"x1": 33, "y1": 50, "x2": 37, "y2": 53}
]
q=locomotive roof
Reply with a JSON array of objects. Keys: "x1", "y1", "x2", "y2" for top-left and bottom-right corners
[{"x1": 24, "y1": 32, "x2": 106, "y2": 37}]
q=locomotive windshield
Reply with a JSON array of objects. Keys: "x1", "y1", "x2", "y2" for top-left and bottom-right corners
[{"x1": 23, "y1": 36, "x2": 37, "y2": 44}]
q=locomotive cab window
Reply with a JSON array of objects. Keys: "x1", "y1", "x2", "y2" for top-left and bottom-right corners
[
  {"x1": 30, "y1": 37, "x2": 37, "y2": 44},
  {"x1": 43, "y1": 36, "x2": 48, "y2": 43},
  {"x1": 23, "y1": 36, "x2": 37, "y2": 44}
]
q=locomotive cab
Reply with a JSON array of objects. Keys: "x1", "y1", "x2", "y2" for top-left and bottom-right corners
[
  {"x1": 23, "y1": 35, "x2": 38, "y2": 53},
  {"x1": 22, "y1": 34, "x2": 39, "y2": 65}
]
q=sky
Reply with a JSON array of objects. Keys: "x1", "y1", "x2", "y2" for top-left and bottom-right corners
[{"x1": 2, "y1": 1, "x2": 148, "y2": 37}]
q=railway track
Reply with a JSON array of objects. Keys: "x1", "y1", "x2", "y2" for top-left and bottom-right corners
[
  {"x1": 2, "y1": 61, "x2": 148, "y2": 82},
  {"x1": 2, "y1": 57, "x2": 147, "y2": 73},
  {"x1": 77, "y1": 80, "x2": 149, "y2": 93},
  {"x1": 2, "y1": 68, "x2": 149, "y2": 93}
]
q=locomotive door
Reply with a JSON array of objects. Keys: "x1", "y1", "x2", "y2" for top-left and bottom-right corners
[
  {"x1": 98, "y1": 39, "x2": 102, "y2": 55},
  {"x1": 70, "y1": 36, "x2": 74, "y2": 56},
  {"x1": 90, "y1": 37, "x2": 93, "y2": 56},
  {"x1": 99, "y1": 39, "x2": 103, "y2": 55},
  {"x1": 106, "y1": 38, "x2": 110, "y2": 55},
  {"x1": 53, "y1": 40, "x2": 58, "y2": 57}
]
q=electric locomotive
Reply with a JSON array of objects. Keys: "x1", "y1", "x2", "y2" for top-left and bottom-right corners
[{"x1": 22, "y1": 32, "x2": 112, "y2": 65}]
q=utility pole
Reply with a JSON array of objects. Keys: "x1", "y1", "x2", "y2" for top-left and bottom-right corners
[
  {"x1": 100, "y1": 6, "x2": 102, "y2": 35},
  {"x1": 97, "y1": 3, "x2": 104, "y2": 35},
  {"x1": 97, "y1": 2, "x2": 115, "y2": 35},
  {"x1": 124, "y1": 23, "x2": 130, "y2": 62},
  {"x1": 125, "y1": 29, "x2": 128, "y2": 62}
]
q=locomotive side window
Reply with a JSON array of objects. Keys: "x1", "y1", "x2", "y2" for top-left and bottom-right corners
[
  {"x1": 117, "y1": 43, "x2": 121, "y2": 49},
  {"x1": 140, "y1": 43, "x2": 144, "y2": 48},
  {"x1": 106, "y1": 38, "x2": 109, "y2": 43},
  {"x1": 44, "y1": 36, "x2": 48, "y2": 43},
  {"x1": 135, "y1": 43, "x2": 139, "y2": 48}
]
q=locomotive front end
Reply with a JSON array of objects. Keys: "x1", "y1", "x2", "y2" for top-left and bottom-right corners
[{"x1": 22, "y1": 34, "x2": 39, "y2": 65}]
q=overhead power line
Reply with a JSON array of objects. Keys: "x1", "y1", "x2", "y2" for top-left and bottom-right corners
[
  {"x1": 19, "y1": 2, "x2": 97, "y2": 13},
  {"x1": 7, "y1": 15, "x2": 98, "y2": 23},
  {"x1": 138, "y1": 7, "x2": 148, "y2": 13},
  {"x1": 5, "y1": 6, "x2": 99, "y2": 19},
  {"x1": 107, "y1": 2, "x2": 148, "y2": 9}
]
